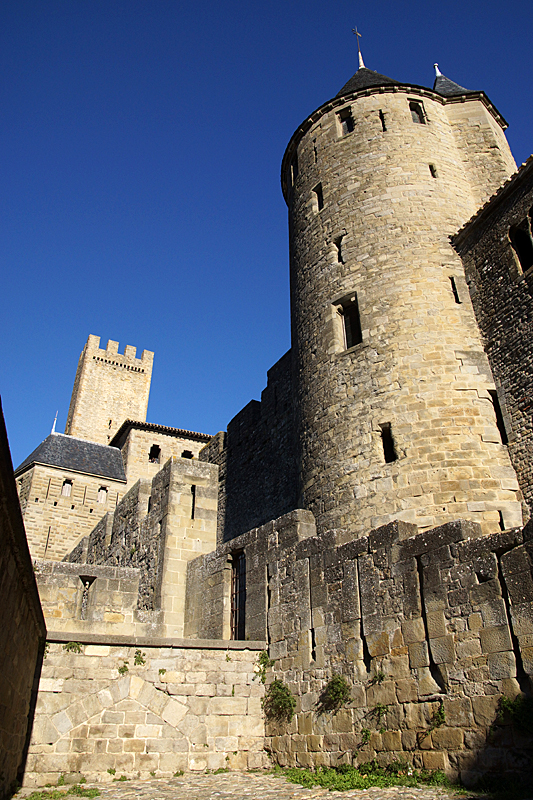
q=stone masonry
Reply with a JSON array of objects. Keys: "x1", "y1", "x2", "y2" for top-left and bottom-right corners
[
  {"x1": 65, "y1": 336, "x2": 154, "y2": 446},
  {"x1": 186, "y1": 510, "x2": 533, "y2": 784},
  {"x1": 282, "y1": 77, "x2": 522, "y2": 538},
  {"x1": 454, "y1": 157, "x2": 533, "y2": 514}
]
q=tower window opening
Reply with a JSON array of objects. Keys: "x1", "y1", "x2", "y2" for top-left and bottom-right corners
[
  {"x1": 313, "y1": 183, "x2": 324, "y2": 212},
  {"x1": 108, "y1": 419, "x2": 112, "y2": 429},
  {"x1": 181, "y1": 450, "x2": 193, "y2": 459},
  {"x1": 409, "y1": 100, "x2": 426, "y2": 124},
  {"x1": 489, "y1": 390, "x2": 509, "y2": 445},
  {"x1": 148, "y1": 444, "x2": 161, "y2": 463},
  {"x1": 191, "y1": 484, "x2": 196, "y2": 519},
  {"x1": 449, "y1": 276, "x2": 461, "y2": 304},
  {"x1": 380, "y1": 423, "x2": 398, "y2": 463},
  {"x1": 429, "y1": 163, "x2": 438, "y2": 178},
  {"x1": 313, "y1": 140, "x2": 318, "y2": 163},
  {"x1": 230, "y1": 551, "x2": 246, "y2": 640},
  {"x1": 509, "y1": 221, "x2": 533, "y2": 273},
  {"x1": 338, "y1": 107, "x2": 355, "y2": 135},
  {"x1": 61, "y1": 479, "x2": 72, "y2": 497},
  {"x1": 498, "y1": 510, "x2": 506, "y2": 531},
  {"x1": 334, "y1": 235, "x2": 344, "y2": 264},
  {"x1": 379, "y1": 109, "x2": 387, "y2": 131},
  {"x1": 97, "y1": 486, "x2": 108, "y2": 504},
  {"x1": 338, "y1": 294, "x2": 362, "y2": 350},
  {"x1": 291, "y1": 153, "x2": 298, "y2": 184}
]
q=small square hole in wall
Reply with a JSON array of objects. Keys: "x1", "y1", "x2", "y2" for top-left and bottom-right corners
[{"x1": 429, "y1": 163, "x2": 438, "y2": 178}]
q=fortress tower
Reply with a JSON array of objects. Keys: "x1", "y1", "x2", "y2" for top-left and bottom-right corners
[
  {"x1": 65, "y1": 335, "x2": 154, "y2": 445},
  {"x1": 281, "y1": 63, "x2": 523, "y2": 537}
]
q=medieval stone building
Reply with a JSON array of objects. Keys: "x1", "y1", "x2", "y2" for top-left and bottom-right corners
[{"x1": 12, "y1": 60, "x2": 533, "y2": 787}]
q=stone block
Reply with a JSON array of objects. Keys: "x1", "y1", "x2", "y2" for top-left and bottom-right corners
[
  {"x1": 408, "y1": 641, "x2": 430, "y2": 668},
  {"x1": 366, "y1": 681, "x2": 396, "y2": 707},
  {"x1": 488, "y1": 650, "x2": 516, "y2": 680},
  {"x1": 422, "y1": 751, "x2": 447, "y2": 771},
  {"x1": 401, "y1": 617, "x2": 426, "y2": 644},
  {"x1": 479, "y1": 625, "x2": 513, "y2": 654},
  {"x1": 396, "y1": 679, "x2": 418, "y2": 704},
  {"x1": 442, "y1": 697, "x2": 473, "y2": 727},
  {"x1": 161, "y1": 699, "x2": 187, "y2": 728},
  {"x1": 366, "y1": 631, "x2": 390, "y2": 656},
  {"x1": 426, "y1": 611, "x2": 446, "y2": 639},
  {"x1": 472, "y1": 695, "x2": 500, "y2": 727},
  {"x1": 382, "y1": 731, "x2": 401, "y2": 751},
  {"x1": 429, "y1": 635, "x2": 455, "y2": 664},
  {"x1": 432, "y1": 727, "x2": 464, "y2": 750},
  {"x1": 209, "y1": 697, "x2": 247, "y2": 715}
]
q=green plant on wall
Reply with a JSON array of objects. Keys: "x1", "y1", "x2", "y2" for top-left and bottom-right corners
[
  {"x1": 317, "y1": 674, "x2": 352, "y2": 714},
  {"x1": 134, "y1": 649, "x2": 146, "y2": 666},
  {"x1": 263, "y1": 679, "x2": 296, "y2": 722},
  {"x1": 63, "y1": 642, "x2": 82, "y2": 653},
  {"x1": 118, "y1": 661, "x2": 129, "y2": 675},
  {"x1": 253, "y1": 650, "x2": 274, "y2": 683},
  {"x1": 498, "y1": 694, "x2": 533, "y2": 735}
]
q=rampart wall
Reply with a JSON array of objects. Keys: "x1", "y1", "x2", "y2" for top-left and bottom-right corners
[
  {"x1": 0, "y1": 401, "x2": 46, "y2": 799},
  {"x1": 454, "y1": 161, "x2": 533, "y2": 513},
  {"x1": 199, "y1": 351, "x2": 297, "y2": 543},
  {"x1": 187, "y1": 511, "x2": 533, "y2": 784}
]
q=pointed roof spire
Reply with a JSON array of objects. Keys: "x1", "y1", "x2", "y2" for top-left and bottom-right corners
[
  {"x1": 51, "y1": 410, "x2": 58, "y2": 434},
  {"x1": 352, "y1": 26, "x2": 365, "y2": 69},
  {"x1": 432, "y1": 64, "x2": 473, "y2": 97}
]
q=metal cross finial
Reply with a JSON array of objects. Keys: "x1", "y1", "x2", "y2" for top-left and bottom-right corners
[{"x1": 352, "y1": 26, "x2": 365, "y2": 69}]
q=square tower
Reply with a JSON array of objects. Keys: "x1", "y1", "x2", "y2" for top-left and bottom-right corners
[{"x1": 65, "y1": 335, "x2": 154, "y2": 445}]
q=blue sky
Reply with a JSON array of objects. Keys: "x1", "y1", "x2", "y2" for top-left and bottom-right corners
[{"x1": 2, "y1": 0, "x2": 532, "y2": 468}]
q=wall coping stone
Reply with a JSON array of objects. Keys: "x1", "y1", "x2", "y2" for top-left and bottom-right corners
[{"x1": 45, "y1": 630, "x2": 266, "y2": 649}]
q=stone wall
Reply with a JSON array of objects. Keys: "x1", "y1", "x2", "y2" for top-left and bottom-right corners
[
  {"x1": 65, "y1": 335, "x2": 154, "y2": 445},
  {"x1": 0, "y1": 400, "x2": 47, "y2": 799},
  {"x1": 454, "y1": 159, "x2": 533, "y2": 513},
  {"x1": 26, "y1": 639, "x2": 266, "y2": 786},
  {"x1": 60, "y1": 456, "x2": 218, "y2": 638},
  {"x1": 187, "y1": 510, "x2": 533, "y2": 784},
  {"x1": 199, "y1": 351, "x2": 297, "y2": 543},
  {"x1": 16, "y1": 464, "x2": 126, "y2": 561}
]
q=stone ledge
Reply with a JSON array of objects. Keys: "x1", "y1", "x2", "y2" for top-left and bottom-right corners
[{"x1": 45, "y1": 630, "x2": 267, "y2": 650}]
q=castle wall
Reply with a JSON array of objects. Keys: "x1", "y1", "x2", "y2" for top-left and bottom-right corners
[
  {"x1": 62, "y1": 456, "x2": 219, "y2": 639},
  {"x1": 199, "y1": 351, "x2": 297, "y2": 543},
  {"x1": 18, "y1": 464, "x2": 126, "y2": 561},
  {"x1": 119, "y1": 426, "x2": 209, "y2": 490},
  {"x1": 0, "y1": 401, "x2": 46, "y2": 800},
  {"x1": 25, "y1": 640, "x2": 266, "y2": 786},
  {"x1": 65, "y1": 336, "x2": 154, "y2": 445},
  {"x1": 283, "y1": 87, "x2": 522, "y2": 537},
  {"x1": 454, "y1": 161, "x2": 533, "y2": 514},
  {"x1": 186, "y1": 511, "x2": 533, "y2": 783}
]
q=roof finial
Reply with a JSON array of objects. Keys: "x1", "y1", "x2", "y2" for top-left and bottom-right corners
[
  {"x1": 434, "y1": 63, "x2": 442, "y2": 77},
  {"x1": 352, "y1": 26, "x2": 365, "y2": 69},
  {"x1": 51, "y1": 410, "x2": 58, "y2": 434}
]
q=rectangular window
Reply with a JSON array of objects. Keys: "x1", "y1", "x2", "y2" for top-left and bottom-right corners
[
  {"x1": 338, "y1": 294, "x2": 362, "y2": 349},
  {"x1": 509, "y1": 218, "x2": 533, "y2": 273},
  {"x1": 191, "y1": 484, "x2": 196, "y2": 519},
  {"x1": 409, "y1": 100, "x2": 426, "y2": 124},
  {"x1": 338, "y1": 107, "x2": 354, "y2": 135},
  {"x1": 61, "y1": 479, "x2": 72, "y2": 497},
  {"x1": 489, "y1": 390, "x2": 509, "y2": 445},
  {"x1": 449, "y1": 276, "x2": 461, "y2": 304},
  {"x1": 313, "y1": 183, "x2": 324, "y2": 212},
  {"x1": 231, "y1": 551, "x2": 246, "y2": 640},
  {"x1": 97, "y1": 486, "x2": 108, "y2": 504},
  {"x1": 380, "y1": 423, "x2": 398, "y2": 463}
]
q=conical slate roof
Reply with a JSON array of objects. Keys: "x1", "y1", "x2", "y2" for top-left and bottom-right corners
[
  {"x1": 433, "y1": 72, "x2": 473, "y2": 97},
  {"x1": 15, "y1": 432, "x2": 126, "y2": 481},
  {"x1": 336, "y1": 67, "x2": 399, "y2": 97}
]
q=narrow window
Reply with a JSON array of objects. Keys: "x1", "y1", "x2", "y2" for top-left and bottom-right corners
[
  {"x1": 97, "y1": 486, "x2": 108, "y2": 504},
  {"x1": 61, "y1": 479, "x2": 72, "y2": 497},
  {"x1": 338, "y1": 107, "x2": 354, "y2": 135},
  {"x1": 313, "y1": 140, "x2": 318, "y2": 163},
  {"x1": 509, "y1": 222, "x2": 533, "y2": 273},
  {"x1": 449, "y1": 276, "x2": 461, "y2": 304},
  {"x1": 291, "y1": 153, "x2": 298, "y2": 184},
  {"x1": 181, "y1": 450, "x2": 193, "y2": 459},
  {"x1": 339, "y1": 294, "x2": 362, "y2": 349},
  {"x1": 334, "y1": 235, "x2": 344, "y2": 264},
  {"x1": 313, "y1": 183, "x2": 324, "y2": 212},
  {"x1": 429, "y1": 163, "x2": 438, "y2": 178},
  {"x1": 498, "y1": 510, "x2": 506, "y2": 532},
  {"x1": 489, "y1": 390, "x2": 509, "y2": 444},
  {"x1": 108, "y1": 419, "x2": 112, "y2": 429},
  {"x1": 409, "y1": 100, "x2": 426, "y2": 124},
  {"x1": 191, "y1": 484, "x2": 196, "y2": 519},
  {"x1": 380, "y1": 423, "x2": 398, "y2": 463},
  {"x1": 148, "y1": 444, "x2": 161, "y2": 463},
  {"x1": 231, "y1": 551, "x2": 246, "y2": 640},
  {"x1": 379, "y1": 109, "x2": 387, "y2": 131}
]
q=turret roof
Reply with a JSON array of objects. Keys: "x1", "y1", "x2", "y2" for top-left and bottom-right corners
[
  {"x1": 433, "y1": 72, "x2": 474, "y2": 97},
  {"x1": 15, "y1": 432, "x2": 127, "y2": 481},
  {"x1": 336, "y1": 67, "x2": 399, "y2": 97}
]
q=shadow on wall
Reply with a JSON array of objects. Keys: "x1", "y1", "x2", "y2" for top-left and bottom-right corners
[{"x1": 0, "y1": 397, "x2": 47, "y2": 799}]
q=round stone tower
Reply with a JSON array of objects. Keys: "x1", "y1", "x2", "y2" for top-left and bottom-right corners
[{"x1": 282, "y1": 62, "x2": 523, "y2": 538}]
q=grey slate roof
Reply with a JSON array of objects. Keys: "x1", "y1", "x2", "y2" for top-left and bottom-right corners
[
  {"x1": 433, "y1": 73, "x2": 473, "y2": 97},
  {"x1": 336, "y1": 67, "x2": 399, "y2": 97},
  {"x1": 15, "y1": 433, "x2": 126, "y2": 481}
]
